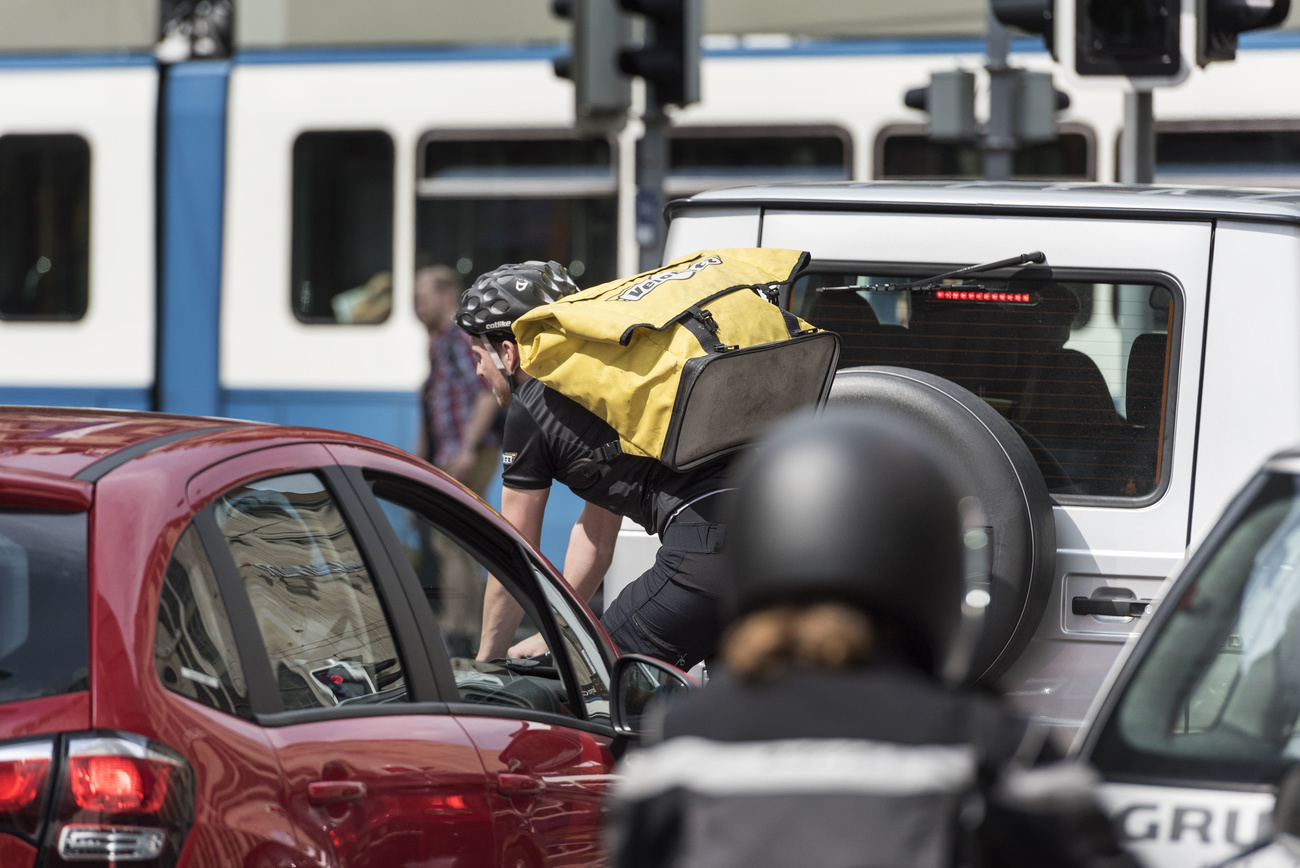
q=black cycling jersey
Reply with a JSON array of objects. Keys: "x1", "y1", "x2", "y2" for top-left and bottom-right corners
[{"x1": 501, "y1": 377, "x2": 732, "y2": 536}]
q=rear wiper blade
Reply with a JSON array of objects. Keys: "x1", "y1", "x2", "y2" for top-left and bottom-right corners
[{"x1": 816, "y1": 251, "x2": 1046, "y2": 292}]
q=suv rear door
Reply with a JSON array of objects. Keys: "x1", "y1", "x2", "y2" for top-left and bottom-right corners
[{"x1": 742, "y1": 209, "x2": 1213, "y2": 728}]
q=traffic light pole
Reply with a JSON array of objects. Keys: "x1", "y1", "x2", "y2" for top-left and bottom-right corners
[
  {"x1": 636, "y1": 90, "x2": 670, "y2": 271},
  {"x1": 984, "y1": 9, "x2": 1016, "y2": 182},
  {"x1": 1119, "y1": 91, "x2": 1155, "y2": 184}
]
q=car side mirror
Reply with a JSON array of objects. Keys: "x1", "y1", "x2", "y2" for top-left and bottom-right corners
[
  {"x1": 609, "y1": 654, "x2": 694, "y2": 738},
  {"x1": 1276, "y1": 764, "x2": 1300, "y2": 856}
]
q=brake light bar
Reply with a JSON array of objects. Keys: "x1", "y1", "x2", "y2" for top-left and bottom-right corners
[{"x1": 931, "y1": 289, "x2": 1035, "y2": 303}]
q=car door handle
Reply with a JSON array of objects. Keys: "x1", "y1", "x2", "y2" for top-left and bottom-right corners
[
  {"x1": 308, "y1": 780, "x2": 367, "y2": 806},
  {"x1": 1071, "y1": 596, "x2": 1150, "y2": 617},
  {"x1": 497, "y1": 772, "x2": 545, "y2": 795}
]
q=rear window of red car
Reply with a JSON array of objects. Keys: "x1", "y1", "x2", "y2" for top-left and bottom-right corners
[{"x1": 0, "y1": 510, "x2": 88, "y2": 705}]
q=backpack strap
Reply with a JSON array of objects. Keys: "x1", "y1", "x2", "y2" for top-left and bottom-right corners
[
  {"x1": 562, "y1": 441, "x2": 623, "y2": 490},
  {"x1": 679, "y1": 297, "x2": 814, "y2": 354},
  {"x1": 679, "y1": 305, "x2": 736, "y2": 354}
]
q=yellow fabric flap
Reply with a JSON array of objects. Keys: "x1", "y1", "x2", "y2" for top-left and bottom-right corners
[
  {"x1": 513, "y1": 248, "x2": 811, "y2": 347},
  {"x1": 512, "y1": 248, "x2": 816, "y2": 461}
]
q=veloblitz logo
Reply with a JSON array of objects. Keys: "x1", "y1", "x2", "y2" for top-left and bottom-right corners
[{"x1": 617, "y1": 256, "x2": 724, "y2": 301}]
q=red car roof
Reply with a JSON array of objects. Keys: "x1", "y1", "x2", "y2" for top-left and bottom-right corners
[
  {"x1": 0, "y1": 406, "x2": 425, "y2": 512},
  {"x1": 0, "y1": 406, "x2": 257, "y2": 480}
]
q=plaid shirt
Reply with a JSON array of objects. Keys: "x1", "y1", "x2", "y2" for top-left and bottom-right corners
[{"x1": 423, "y1": 327, "x2": 498, "y2": 468}]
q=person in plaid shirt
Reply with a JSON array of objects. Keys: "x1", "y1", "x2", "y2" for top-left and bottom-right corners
[
  {"x1": 414, "y1": 263, "x2": 503, "y2": 653},
  {"x1": 415, "y1": 263, "x2": 502, "y2": 494}
]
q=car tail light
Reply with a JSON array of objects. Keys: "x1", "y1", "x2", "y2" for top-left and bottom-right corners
[
  {"x1": 0, "y1": 740, "x2": 53, "y2": 839},
  {"x1": 0, "y1": 733, "x2": 193, "y2": 867}
]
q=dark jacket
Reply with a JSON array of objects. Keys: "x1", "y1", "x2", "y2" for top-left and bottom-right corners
[{"x1": 606, "y1": 663, "x2": 1138, "y2": 868}]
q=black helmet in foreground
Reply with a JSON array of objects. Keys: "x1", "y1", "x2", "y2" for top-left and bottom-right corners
[
  {"x1": 725, "y1": 408, "x2": 966, "y2": 673},
  {"x1": 456, "y1": 260, "x2": 580, "y2": 338}
]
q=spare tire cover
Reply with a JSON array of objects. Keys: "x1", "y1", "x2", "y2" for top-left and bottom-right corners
[{"x1": 827, "y1": 366, "x2": 1055, "y2": 683}]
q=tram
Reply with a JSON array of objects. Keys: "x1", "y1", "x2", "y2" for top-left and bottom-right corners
[{"x1": 2, "y1": 25, "x2": 1298, "y2": 559}]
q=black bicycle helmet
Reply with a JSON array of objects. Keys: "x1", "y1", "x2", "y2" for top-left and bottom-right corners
[
  {"x1": 456, "y1": 260, "x2": 581, "y2": 338},
  {"x1": 725, "y1": 407, "x2": 966, "y2": 674}
]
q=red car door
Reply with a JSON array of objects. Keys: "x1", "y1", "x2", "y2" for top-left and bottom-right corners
[
  {"x1": 463, "y1": 718, "x2": 614, "y2": 867},
  {"x1": 336, "y1": 449, "x2": 621, "y2": 867},
  {"x1": 188, "y1": 452, "x2": 501, "y2": 867}
]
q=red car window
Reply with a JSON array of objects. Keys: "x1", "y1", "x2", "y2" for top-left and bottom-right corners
[
  {"x1": 212, "y1": 472, "x2": 408, "y2": 710},
  {"x1": 373, "y1": 493, "x2": 577, "y2": 716},
  {"x1": 154, "y1": 525, "x2": 250, "y2": 718},
  {"x1": 0, "y1": 510, "x2": 88, "y2": 707}
]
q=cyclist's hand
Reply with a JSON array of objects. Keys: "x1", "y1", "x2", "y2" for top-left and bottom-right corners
[{"x1": 508, "y1": 633, "x2": 550, "y2": 659}]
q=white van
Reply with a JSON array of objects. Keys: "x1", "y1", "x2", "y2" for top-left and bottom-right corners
[{"x1": 604, "y1": 182, "x2": 1300, "y2": 743}]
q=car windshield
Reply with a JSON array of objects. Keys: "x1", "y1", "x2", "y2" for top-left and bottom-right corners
[
  {"x1": 0, "y1": 510, "x2": 88, "y2": 705},
  {"x1": 792, "y1": 272, "x2": 1174, "y2": 498},
  {"x1": 1091, "y1": 471, "x2": 1300, "y2": 785}
]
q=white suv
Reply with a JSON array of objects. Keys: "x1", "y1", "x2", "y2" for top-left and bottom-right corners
[{"x1": 605, "y1": 181, "x2": 1300, "y2": 740}]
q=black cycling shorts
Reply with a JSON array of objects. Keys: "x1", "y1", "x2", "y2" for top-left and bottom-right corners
[{"x1": 600, "y1": 496, "x2": 727, "y2": 670}]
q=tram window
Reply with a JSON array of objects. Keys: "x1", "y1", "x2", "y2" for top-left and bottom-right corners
[
  {"x1": 667, "y1": 127, "x2": 851, "y2": 196},
  {"x1": 416, "y1": 134, "x2": 617, "y2": 287},
  {"x1": 1152, "y1": 128, "x2": 1300, "y2": 187},
  {"x1": 878, "y1": 130, "x2": 1092, "y2": 180},
  {"x1": 291, "y1": 131, "x2": 394, "y2": 325},
  {"x1": 0, "y1": 135, "x2": 90, "y2": 321}
]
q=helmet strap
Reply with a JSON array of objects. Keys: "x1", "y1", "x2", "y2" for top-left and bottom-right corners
[{"x1": 480, "y1": 335, "x2": 514, "y2": 381}]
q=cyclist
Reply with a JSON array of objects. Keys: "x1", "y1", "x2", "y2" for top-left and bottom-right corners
[{"x1": 456, "y1": 260, "x2": 733, "y2": 670}]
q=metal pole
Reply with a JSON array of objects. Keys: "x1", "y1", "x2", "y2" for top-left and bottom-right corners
[
  {"x1": 635, "y1": 88, "x2": 669, "y2": 271},
  {"x1": 1120, "y1": 90, "x2": 1155, "y2": 184},
  {"x1": 984, "y1": 7, "x2": 1016, "y2": 182}
]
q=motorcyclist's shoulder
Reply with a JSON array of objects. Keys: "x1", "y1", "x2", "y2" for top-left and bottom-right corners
[{"x1": 661, "y1": 662, "x2": 980, "y2": 746}]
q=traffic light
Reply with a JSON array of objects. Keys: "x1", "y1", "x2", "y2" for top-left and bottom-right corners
[
  {"x1": 552, "y1": 0, "x2": 633, "y2": 131},
  {"x1": 1198, "y1": 0, "x2": 1291, "y2": 65},
  {"x1": 1075, "y1": 0, "x2": 1180, "y2": 77},
  {"x1": 904, "y1": 71, "x2": 977, "y2": 142},
  {"x1": 991, "y1": 0, "x2": 1057, "y2": 58},
  {"x1": 618, "y1": 0, "x2": 701, "y2": 108}
]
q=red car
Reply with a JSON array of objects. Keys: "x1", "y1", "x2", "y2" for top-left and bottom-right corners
[{"x1": 0, "y1": 407, "x2": 686, "y2": 868}]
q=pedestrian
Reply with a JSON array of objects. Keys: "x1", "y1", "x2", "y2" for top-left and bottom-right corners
[
  {"x1": 456, "y1": 260, "x2": 731, "y2": 669},
  {"x1": 605, "y1": 408, "x2": 1139, "y2": 868},
  {"x1": 413, "y1": 262, "x2": 503, "y2": 653},
  {"x1": 414, "y1": 262, "x2": 501, "y2": 494}
]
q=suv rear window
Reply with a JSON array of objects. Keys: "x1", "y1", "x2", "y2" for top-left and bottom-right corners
[
  {"x1": 0, "y1": 511, "x2": 88, "y2": 705},
  {"x1": 793, "y1": 272, "x2": 1175, "y2": 499}
]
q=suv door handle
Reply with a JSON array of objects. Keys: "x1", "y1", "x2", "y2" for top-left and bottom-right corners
[
  {"x1": 497, "y1": 772, "x2": 545, "y2": 795},
  {"x1": 308, "y1": 780, "x2": 367, "y2": 806},
  {"x1": 1071, "y1": 597, "x2": 1150, "y2": 617}
]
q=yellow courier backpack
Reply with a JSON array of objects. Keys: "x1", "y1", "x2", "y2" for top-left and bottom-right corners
[{"x1": 512, "y1": 248, "x2": 841, "y2": 471}]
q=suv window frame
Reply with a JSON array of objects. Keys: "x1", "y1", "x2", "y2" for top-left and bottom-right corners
[
  {"x1": 790, "y1": 260, "x2": 1185, "y2": 508},
  {"x1": 351, "y1": 467, "x2": 616, "y2": 735}
]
